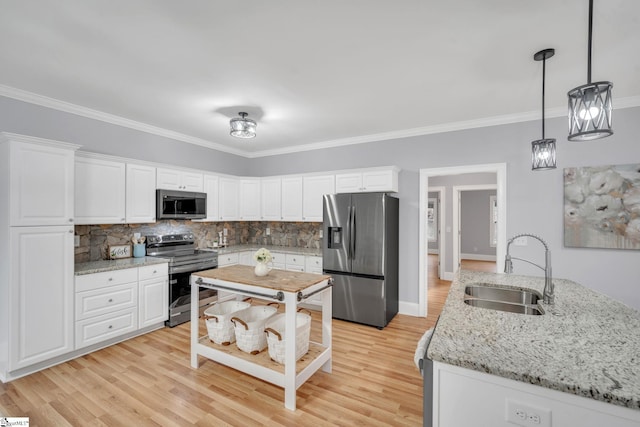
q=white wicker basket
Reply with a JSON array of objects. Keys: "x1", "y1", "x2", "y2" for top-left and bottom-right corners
[
  {"x1": 230, "y1": 305, "x2": 278, "y2": 354},
  {"x1": 203, "y1": 300, "x2": 251, "y2": 345},
  {"x1": 264, "y1": 312, "x2": 311, "y2": 364}
]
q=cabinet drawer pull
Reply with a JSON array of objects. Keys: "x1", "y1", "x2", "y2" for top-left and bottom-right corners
[
  {"x1": 108, "y1": 325, "x2": 113, "y2": 329},
  {"x1": 108, "y1": 278, "x2": 113, "y2": 281},
  {"x1": 108, "y1": 298, "x2": 113, "y2": 303}
]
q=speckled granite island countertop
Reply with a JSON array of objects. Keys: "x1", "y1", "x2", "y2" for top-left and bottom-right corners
[
  {"x1": 203, "y1": 244, "x2": 322, "y2": 257},
  {"x1": 427, "y1": 270, "x2": 640, "y2": 410},
  {"x1": 75, "y1": 257, "x2": 169, "y2": 275}
]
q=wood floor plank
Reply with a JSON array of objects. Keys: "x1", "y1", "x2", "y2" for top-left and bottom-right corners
[{"x1": 0, "y1": 258, "x2": 452, "y2": 426}]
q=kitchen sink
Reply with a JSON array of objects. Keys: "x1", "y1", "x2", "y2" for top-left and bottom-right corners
[{"x1": 463, "y1": 284, "x2": 544, "y2": 315}]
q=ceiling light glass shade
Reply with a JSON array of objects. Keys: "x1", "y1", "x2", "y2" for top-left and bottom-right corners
[
  {"x1": 531, "y1": 138, "x2": 557, "y2": 171},
  {"x1": 230, "y1": 112, "x2": 257, "y2": 138},
  {"x1": 567, "y1": 81, "x2": 613, "y2": 141}
]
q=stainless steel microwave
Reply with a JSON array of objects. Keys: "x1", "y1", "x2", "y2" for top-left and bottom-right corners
[{"x1": 156, "y1": 189, "x2": 206, "y2": 220}]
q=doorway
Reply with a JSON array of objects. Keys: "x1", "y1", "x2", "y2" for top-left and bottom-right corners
[{"x1": 418, "y1": 163, "x2": 507, "y2": 318}]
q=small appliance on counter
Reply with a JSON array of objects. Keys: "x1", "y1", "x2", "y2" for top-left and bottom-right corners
[{"x1": 145, "y1": 233, "x2": 218, "y2": 327}]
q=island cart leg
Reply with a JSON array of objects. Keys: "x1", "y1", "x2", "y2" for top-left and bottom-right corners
[
  {"x1": 284, "y1": 290, "x2": 297, "y2": 410},
  {"x1": 190, "y1": 275, "x2": 200, "y2": 369},
  {"x1": 322, "y1": 285, "x2": 332, "y2": 373}
]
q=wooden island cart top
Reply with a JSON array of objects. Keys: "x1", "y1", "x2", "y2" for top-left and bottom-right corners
[{"x1": 195, "y1": 264, "x2": 332, "y2": 294}]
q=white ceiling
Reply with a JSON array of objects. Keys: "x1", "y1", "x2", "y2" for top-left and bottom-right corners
[{"x1": 1, "y1": 0, "x2": 639, "y2": 158}]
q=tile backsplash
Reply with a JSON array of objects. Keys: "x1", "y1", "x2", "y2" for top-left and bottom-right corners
[{"x1": 75, "y1": 220, "x2": 322, "y2": 263}]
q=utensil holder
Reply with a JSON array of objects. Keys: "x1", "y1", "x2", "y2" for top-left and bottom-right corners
[{"x1": 133, "y1": 243, "x2": 145, "y2": 258}]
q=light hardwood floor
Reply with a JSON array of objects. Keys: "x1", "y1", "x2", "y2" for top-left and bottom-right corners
[{"x1": 0, "y1": 281, "x2": 450, "y2": 426}]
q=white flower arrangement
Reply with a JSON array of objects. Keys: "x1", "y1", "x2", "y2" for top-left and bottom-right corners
[{"x1": 253, "y1": 247, "x2": 272, "y2": 263}]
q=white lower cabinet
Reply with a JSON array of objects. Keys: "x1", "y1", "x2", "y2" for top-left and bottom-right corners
[
  {"x1": 217, "y1": 252, "x2": 240, "y2": 302},
  {"x1": 270, "y1": 251, "x2": 286, "y2": 270},
  {"x1": 74, "y1": 263, "x2": 168, "y2": 350},
  {"x1": 432, "y1": 362, "x2": 640, "y2": 427},
  {"x1": 8, "y1": 226, "x2": 75, "y2": 371},
  {"x1": 285, "y1": 254, "x2": 305, "y2": 272},
  {"x1": 138, "y1": 264, "x2": 169, "y2": 328}
]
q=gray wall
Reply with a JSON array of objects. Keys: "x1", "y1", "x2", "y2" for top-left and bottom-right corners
[
  {"x1": 249, "y1": 107, "x2": 640, "y2": 310},
  {"x1": 0, "y1": 97, "x2": 249, "y2": 175},
  {"x1": 460, "y1": 189, "x2": 496, "y2": 258},
  {"x1": 2, "y1": 94, "x2": 640, "y2": 310},
  {"x1": 429, "y1": 173, "x2": 497, "y2": 273}
]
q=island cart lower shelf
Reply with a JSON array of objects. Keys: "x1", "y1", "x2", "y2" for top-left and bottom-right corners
[{"x1": 190, "y1": 265, "x2": 333, "y2": 411}]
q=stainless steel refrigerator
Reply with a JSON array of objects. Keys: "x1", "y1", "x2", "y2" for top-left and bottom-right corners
[{"x1": 323, "y1": 193, "x2": 399, "y2": 328}]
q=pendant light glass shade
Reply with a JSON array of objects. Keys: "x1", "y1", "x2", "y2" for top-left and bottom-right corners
[
  {"x1": 567, "y1": 0, "x2": 613, "y2": 141},
  {"x1": 230, "y1": 112, "x2": 257, "y2": 138},
  {"x1": 567, "y1": 81, "x2": 613, "y2": 140},
  {"x1": 532, "y1": 48, "x2": 556, "y2": 171},
  {"x1": 532, "y1": 138, "x2": 557, "y2": 170}
]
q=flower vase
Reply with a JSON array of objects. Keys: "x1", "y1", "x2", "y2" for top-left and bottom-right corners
[{"x1": 254, "y1": 261, "x2": 272, "y2": 277}]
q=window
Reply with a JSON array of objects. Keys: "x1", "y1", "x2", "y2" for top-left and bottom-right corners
[
  {"x1": 427, "y1": 197, "x2": 438, "y2": 242},
  {"x1": 490, "y1": 195, "x2": 497, "y2": 247}
]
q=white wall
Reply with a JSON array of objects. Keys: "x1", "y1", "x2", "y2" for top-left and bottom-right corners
[{"x1": 2, "y1": 94, "x2": 639, "y2": 310}]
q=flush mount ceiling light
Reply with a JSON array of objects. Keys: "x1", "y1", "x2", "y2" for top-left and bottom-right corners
[
  {"x1": 532, "y1": 48, "x2": 557, "y2": 171},
  {"x1": 230, "y1": 112, "x2": 257, "y2": 139},
  {"x1": 568, "y1": 0, "x2": 613, "y2": 141}
]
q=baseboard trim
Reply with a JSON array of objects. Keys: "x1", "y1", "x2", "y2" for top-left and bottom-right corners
[
  {"x1": 460, "y1": 253, "x2": 496, "y2": 262},
  {"x1": 399, "y1": 301, "x2": 421, "y2": 317}
]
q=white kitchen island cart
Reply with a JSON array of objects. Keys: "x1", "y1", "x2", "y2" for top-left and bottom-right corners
[{"x1": 190, "y1": 265, "x2": 332, "y2": 410}]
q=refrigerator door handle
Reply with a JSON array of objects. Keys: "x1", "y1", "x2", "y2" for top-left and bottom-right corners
[
  {"x1": 351, "y1": 204, "x2": 356, "y2": 261},
  {"x1": 347, "y1": 205, "x2": 353, "y2": 260}
]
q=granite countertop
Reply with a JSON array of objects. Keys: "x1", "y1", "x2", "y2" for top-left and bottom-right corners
[
  {"x1": 427, "y1": 270, "x2": 640, "y2": 410},
  {"x1": 202, "y1": 244, "x2": 322, "y2": 257},
  {"x1": 75, "y1": 256, "x2": 170, "y2": 275}
]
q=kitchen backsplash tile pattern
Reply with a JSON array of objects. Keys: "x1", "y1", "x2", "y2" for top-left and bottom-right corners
[{"x1": 75, "y1": 221, "x2": 322, "y2": 263}]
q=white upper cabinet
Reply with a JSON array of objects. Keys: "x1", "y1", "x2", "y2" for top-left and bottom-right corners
[
  {"x1": 281, "y1": 176, "x2": 303, "y2": 221},
  {"x1": 335, "y1": 167, "x2": 399, "y2": 193},
  {"x1": 261, "y1": 177, "x2": 282, "y2": 221},
  {"x1": 218, "y1": 176, "x2": 239, "y2": 221},
  {"x1": 156, "y1": 167, "x2": 203, "y2": 192},
  {"x1": 125, "y1": 163, "x2": 156, "y2": 223},
  {"x1": 6, "y1": 136, "x2": 78, "y2": 226},
  {"x1": 302, "y1": 175, "x2": 335, "y2": 222},
  {"x1": 239, "y1": 178, "x2": 261, "y2": 221},
  {"x1": 75, "y1": 156, "x2": 126, "y2": 224},
  {"x1": 199, "y1": 174, "x2": 219, "y2": 221}
]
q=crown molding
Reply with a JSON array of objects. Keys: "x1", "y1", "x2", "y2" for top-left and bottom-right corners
[
  {"x1": 0, "y1": 84, "x2": 249, "y2": 157},
  {"x1": 2, "y1": 84, "x2": 639, "y2": 159}
]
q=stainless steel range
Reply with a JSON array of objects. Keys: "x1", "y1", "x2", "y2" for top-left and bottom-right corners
[{"x1": 145, "y1": 233, "x2": 218, "y2": 327}]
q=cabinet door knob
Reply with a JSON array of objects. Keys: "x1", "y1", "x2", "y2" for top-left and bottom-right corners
[
  {"x1": 108, "y1": 298, "x2": 113, "y2": 303},
  {"x1": 108, "y1": 325, "x2": 113, "y2": 329},
  {"x1": 153, "y1": 270, "x2": 157, "y2": 274},
  {"x1": 69, "y1": 218, "x2": 73, "y2": 222},
  {"x1": 68, "y1": 230, "x2": 73, "y2": 234},
  {"x1": 108, "y1": 278, "x2": 113, "y2": 281}
]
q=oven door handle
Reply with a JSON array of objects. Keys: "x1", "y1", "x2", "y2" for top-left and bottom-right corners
[{"x1": 170, "y1": 262, "x2": 217, "y2": 275}]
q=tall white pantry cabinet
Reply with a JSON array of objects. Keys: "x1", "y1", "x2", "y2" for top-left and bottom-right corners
[{"x1": 0, "y1": 133, "x2": 80, "y2": 382}]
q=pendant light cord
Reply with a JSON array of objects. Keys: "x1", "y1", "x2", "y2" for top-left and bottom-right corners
[
  {"x1": 587, "y1": 0, "x2": 593, "y2": 84},
  {"x1": 542, "y1": 55, "x2": 546, "y2": 139}
]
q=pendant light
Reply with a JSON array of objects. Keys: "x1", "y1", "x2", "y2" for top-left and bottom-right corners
[
  {"x1": 230, "y1": 112, "x2": 257, "y2": 138},
  {"x1": 567, "y1": 0, "x2": 613, "y2": 141},
  {"x1": 532, "y1": 48, "x2": 556, "y2": 171}
]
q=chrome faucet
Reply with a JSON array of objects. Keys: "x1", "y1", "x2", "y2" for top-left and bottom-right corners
[{"x1": 504, "y1": 234, "x2": 554, "y2": 304}]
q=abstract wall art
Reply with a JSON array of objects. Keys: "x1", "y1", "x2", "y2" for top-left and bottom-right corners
[{"x1": 564, "y1": 164, "x2": 640, "y2": 250}]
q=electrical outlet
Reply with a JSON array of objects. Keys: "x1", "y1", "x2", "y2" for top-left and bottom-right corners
[
  {"x1": 506, "y1": 399, "x2": 551, "y2": 427},
  {"x1": 74, "y1": 235, "x2": 80, "y2": 247},
  {"x1": 319, "y1": 229, "x2": 323, "y2": 238},
  {"x1": 223, "y1": 228, "x2": 228, "y2": 236},
  {"x1": 266, "y1": 227, "x2": 270, "y2": 236},
  {"x1": 514, "y1": 236, "x2": 528, "y2": 246}
]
